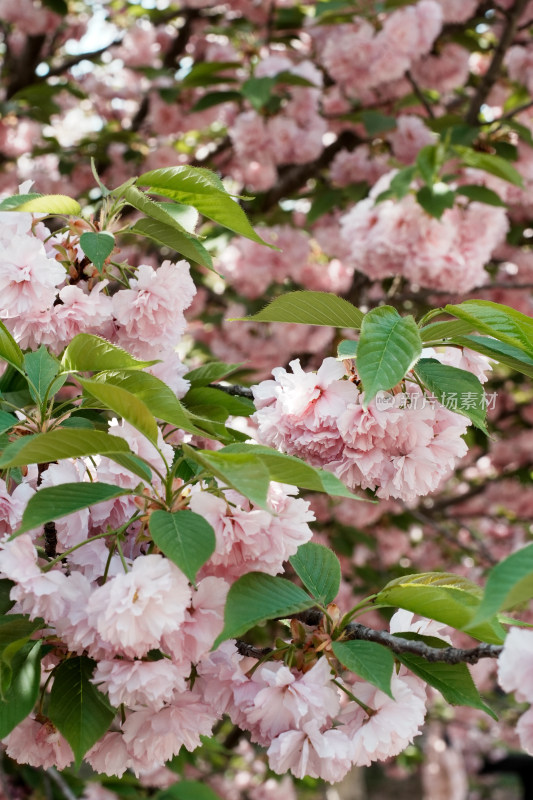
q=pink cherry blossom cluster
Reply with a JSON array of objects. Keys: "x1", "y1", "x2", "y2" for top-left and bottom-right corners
[
  {"x1": 339, "y1": 172, "x2": 509, "y2": 292},
  {"x1": 316, "y1": 1, "x2": 443, "y2": 99},
  {"x1": 0, "y1": 213, "x2": 194, "y2": 395},
  {"x1": 215, "y1": 224, "x2": 354, "y2": 299},
  {"x1": 252, "y1": 356, "x2": 489, "y2": 502}
]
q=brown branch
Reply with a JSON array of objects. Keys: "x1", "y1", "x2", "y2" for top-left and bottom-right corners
[
  {"x1": 162, "y1": 9, "x2": 201, "y2": 69},
  {"x1": 344, "y1": 622, "x2": 503, "y2": 664},
  {"x1": 235, "y1": 641, "x2": 272, "y2": 658},
  {"x1": 259, "y1": 129, "x2": 364, "y2": 211},
  {"x1": 493, "y1": 98, "x2": 533, "y2": 121},
  {"x1": 45, "y1": 40, "x2": 123, "y2": 78},
  {"x1": 208, "y1": 383, "x2": 254, "y2": 399},
  {"x1": 405, "y1": 70, "x2": 435, "y2": 119},
  {"x1": 466, "y1": 0, "x2": 529, "y2": 126}
]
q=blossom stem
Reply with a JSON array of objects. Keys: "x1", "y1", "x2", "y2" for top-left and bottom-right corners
[{"x1": 332, "y1": 678, "x2": 375, "y2": 716}]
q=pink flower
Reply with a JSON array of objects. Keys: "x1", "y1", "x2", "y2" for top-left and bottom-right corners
[
  {"x1": 87, "y1": 555, "x2": 192, "y2": 658},
  {"x1": 0, "y1": 234, "x2": 65, "y2": 317},
  {"x1": 0, "y1": 479, "x2": 34, "y2": 538},
  {"x1": 163, "y1": 575, "x2": 229, "y2": 664},
  {"x1": 52, "y1": 283, "x2": 114, "y2": 348},
  {"x1": 122, "y1": 692, "x2": 217, "y2": 768},
  {"x1": 498, "y1": 627, "x2": 533, "y2": 703},
  {"x1": 86, "y1": 732, "x2": 132, "y2": 778},
  {"x1": 92, "y1": 659, "x2": 188, "y2": 710},
  {"x1": 3, "y1": 716, "x2": 73, "y2": 770},
  {"x1": 244, "y1": 658, "x2": 340, "y2": 743},
  {"x1": 267, "y1": 720, "x2": 353, "y2": 782},
  {"x1": 340, "y1": 671, "x2": 427, "y2": 765},
  {"x1": 112, "y1": 260, "x2": 196, "y2": 350},
  {"x1": 517, "y1": 706, "x2": 533, "y2": 755},
  {"x1": 388, "y1": 116, "x2": 437, "y2": 164}
]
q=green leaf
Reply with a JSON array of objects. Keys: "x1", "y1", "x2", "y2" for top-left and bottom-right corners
[
  {"x1": 416, "y1": 183, "x2": 455, "y2": 219},
  {"x1": 185, "y1": 387, "x2": 254, "y2": 417},
  {"x1": 445, "y1": 300, "x2": 533, "y2": 359},
  {"x1": 453, "y1": 335, "x2": 533, "y2": 379},
  {"x1": 184, "y1": 361, "x2": 244, "y2": 387},
  {"x1": 357, "y1": 306, "x2": 422, "y2": 406},
  {"x1": 376, "y1": 572, "x2": 505, "y2": 644},
  {"x1": 242, "y1": 76, "x2": 276, "y2": 110},
  {"x1": 156, "y1": 780, "x2": 223, "y2": 800},
  {"x1": 220, "y1": 443, "x2": 367, "y2": 500},
  {"x1": 93, "y1": 371, "x2": 207, "y2": 437},
  {"x1": 16, "y1": 483, "x2": 133, "y2": 536},
  {"x1": 455, "y1": 185, "x2": 505, "y2": 206},
  {"x1": 413, "y1": 358, "x2": 487, "y2": 433},
  {"x1": 337, "y1": 340, "x2": 358, "y2": 359},
  {"x1": 0, "y1": 580, "x2": 15, "y2": 614},
  {"x1": 23, "y1": 346, "x2": 64, "y2": 404},
  {"x1": 290, "y1": 543, "x2": 341, "y2": 606},
  {"x1": 108, "y1": 452, "x2": 153, "y2": 483},
  {"x1": 130, "y1": 217, "x2": 213, "y2": 271},
  {"x1": 397, "y1": 645, "x2": 495, "y2": 718},
  {"x1": 62, "y1": 334, "x2": 157, "y2": 372},
  {"x1": 214, "y1": 572, "x2": 314, "y2": 647},
  {"x1": 181, "y1": 61, "x2": 240, "y2": 87},
  {"x1": 49, "y1": 656, "x2": 115, "y2": 767},
  {"x1": 420, "y1": 318, "x2": 476, "y2": 342},
  {"x1": 182, "y1": 446, "x2": 271, "y2": 509},
  {"x1": 79, "y1": 232, "x2": 115, "y2": 273},
  {"x1": 468, "y1": 543, "x2": 533, "y2": 627},
  {"x1": 136, "y1": 167, "x2": 270, "y2": 246},
  {"x1": 0, "y1": 617, "x2": 44, "y2": 650},
  {"x1": 120, "y1": 185, "x2": 194, "y2": 235},
  {"x1": 0, "y1": 320, "x2": 24, "y2": 369},
  {"x1": 79, "y1": 377, "x2": 159, "y2": 445},
  {"x1": 0, "y1": 641, "x2": 42, "y2": 738},
  {"x1": 0, "y1": 410, "x2": 17, "y2": 435},
  {"x1": 192, "y1": 91, "x2": 243, "y2": 112},
  {"x1": 416, "y1": 145, "x2": 438, "y2": 185},
  {"x1": 149, "y1": 510, "x2": 216, "y2": 585},
  {"x1": 359, "y1": 110, "x2": 396, "y2": 135},
  {"x1": 332, "y1": 641, "x2": 394, "y2": 697},
  {"x1": 455, "y1": 147, "x2": 523, "y2": 187},
  {"x1": 237, "y1": 291, "x2": 363, "y2": 328},
  {"x1": 375, "y1": 166, "x2": 416, "y2": 202},
  {"x1": 0, "y1": 193, "x2": 43, "y2": 211},
  {"x1": 0, "y1": 429, "x2": 131, "y2": 468},
  {"x1": 16, "y1": 194, "x2": 82, "y2": 215}
]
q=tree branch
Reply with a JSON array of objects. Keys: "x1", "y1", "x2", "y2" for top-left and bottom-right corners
[
  {"x1": 235, "y1": 641, "x2": 272, "y2": 658},
  {"x1": 207, "y1": 383, "x2": 254, "y2": 399},
  {"x1": 258, "y1": 129, "x2": 364, "y2": 211},
  {"x1": 344, "y1": 622, "x2": 503, "y2": 664},
  {"x1": 465, "y1": 0, "x2": 529, "y2": 126}
]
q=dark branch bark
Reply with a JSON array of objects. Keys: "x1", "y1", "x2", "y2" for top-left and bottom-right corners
[
  {"x1": 465, "y1": 0, "x2": 529, "y2": 126},
  {"x1": 45, "y1": 41, "x2": 122, "y2": 78},
  {"x1": 258, "y1": 129, "x2": 364, "y2": 211},
  {"x1": 162, "y1": 9, "x2": 201, "y2": 69},
  {"x1": 235, "y1": 641, "x2": 272, "y2": 658},
  {"x1": 344, "y1": 622, "x2": 503, "y2": 664},
  {"x1": 405, "y1": 71, "x2": 435, "y2": 119},
  {"x1": 208, "y1": 383, "x2": 254, "y2": 399},
  {"x1": 5, "y1": 34, "x2": 46, "y2": 99}
]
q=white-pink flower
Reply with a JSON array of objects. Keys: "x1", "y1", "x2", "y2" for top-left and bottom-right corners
[
  {"x1": 498, "y1": 626, "x2": 533, "y2": 703},
  {"x1": 267, "y1": 720, "x2": 353, "y2": 782},
  {"x1": 87, "y1": 554, "x2": 192, "y2": 658},
  {"x1": 3, "y1": 716, "x2": 73, "y2": 770}
]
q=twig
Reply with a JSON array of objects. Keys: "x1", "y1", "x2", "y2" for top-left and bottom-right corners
[
  {"x1": 207, "y1": 383, "x2": 254, "y2": 399},
  {"x1": 493, "y1": 98, "x2": 533, "y2": 121},
  {"x1": 258, "y1": 129, "x2": 364, "y2": 211},
  {"x1": 406, "y1": 71, "x2": 435, "y2": 119},
  {"x1": 344, "y1": 622, "x2": 503, "y2": 664},
  {"x1": 46, "y1": 768, "x2": 78, "y2": 800},
  {"x1": 466, "y1": 0, "x2": 529, "y2": 126},
  {"x1": 235, "y1": 641, "x2": 272, "y2": 658},
  {"x1": 45, "y1": 40, "x2": 122, "y2": 78}
]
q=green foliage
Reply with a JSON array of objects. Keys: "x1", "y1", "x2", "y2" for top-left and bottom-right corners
[
  {"x1": 377, "y1": 573, "x2": 505, "y2": 644},
  {"x1": 214, "y1": 573, "x2": 314, "y2": 647},
  {"x1": 396, "y1": 636, "x2": 495, "y2": 718},
  {"x1": 49, "y1": 657, "x2": 115, "y2": 766},
  {"x1": 129, "y1": 217, "x2": 214, "y2": 270},
  {"x1": 79, "y1": 231, "x2": 115, "y2": 273},
  {"x1": 238, "y1": 291, "x2": 364, "y2": 328},
  {"x1": 0, "y1": 429, "x2": 132, "y2": 468},
  {"x1": 61, "y1": 334, "x2": 157, "y2": 372},
  {"x1": 136, "y1": 167, "x2": 270, "y2": 246},
  {"x1": 155, "y1": 781, "x2": 223, "y2": 800},
  {"x1": 446, "y1": 300, "x2": 533, "y2": 359},
  {"x1": 79, "y1": 376, "x2": 159, "y2": 445},
  {"x1": 289, "y1": 542, "x2": 341, "y2": 606},
  {"x1": 453, "y1": 336, "x2": 533, "y2": 379},
  {"x1": 0, "y1": 641, "x2": 42, "y2": 738},
  {"x1": 332, "y1": 641, "x2": 394, "y2": 697},
  {"x1": 468, "y1": 543, "x2": 533, "y2": 627},
  {"x1": 23, "y1": 346, "x2": 65, "y2": 404},
  {"x1": 0, "y1": 320, "x2": 24, "y2": 370},
  {"x1": 149, "y1": 510, "x2": 216, "y2": 585},
  {"x1": 16, "y1": 483, "x2": 133, "y2": 536},
  {"x1": 356, "y1": 306, "x2": 422, "y2": 406},
  {"x1": 413, "y1": 358, "x2": 487, "y2": 432},
  {"x1": 15, "y1": 194, "x2": 82, "y2": 215},
  {"x1": 182, "y1": 446, "x2": 272, "y2": 508},
  {"x1": 454, "y1": 147, "x2": 523, "y2": 187}
]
